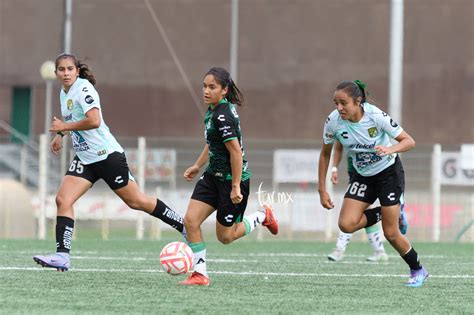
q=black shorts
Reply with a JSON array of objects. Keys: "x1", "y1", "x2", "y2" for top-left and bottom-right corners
[
  {"x1": 344, "y1": 156, "x2": 405, "y2": 206},
  {"x1": 191, "y1": 171, "x2": 250, "y2": 227},
  {"x1": 65, "y1": 151, "x2": 133, "y2": 190}
]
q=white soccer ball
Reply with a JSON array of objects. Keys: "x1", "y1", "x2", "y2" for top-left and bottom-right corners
[{"x1": 159, "y1": 241, "x2": 194, "y2": 275}]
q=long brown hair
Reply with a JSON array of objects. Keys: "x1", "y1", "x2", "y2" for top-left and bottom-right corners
[{"x1": 55, "y1": 53, "x2": 96, "y2": 86}]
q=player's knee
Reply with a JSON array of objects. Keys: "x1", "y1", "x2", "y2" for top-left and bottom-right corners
[
  {"x1": 183, "y1": 215, "x2": 199, "y2": 232},
  {"x1": 339, "y1": 221, "x2": 357, "y2": 233},
  {"x1": 216, "y1": 233, "x2": 234, "y2": 245},
  {"x1": 55, "y1": 193, "x2": 70, "y2": 209},
  {"x1": 124, "y1": 197, "x2": 144, "y2": 210},
  {"x1": 383, "y1": 228, "x2": 400, "y2": 242}
]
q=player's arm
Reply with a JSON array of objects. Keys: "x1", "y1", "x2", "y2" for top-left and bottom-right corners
[
  {"x1": 184, "y1": 144, "x2": 209, "y2": 181},
  {"x1": 331, "y1": 140, "x2": 343, "y2": 184},
  {"x1": 375, "y1": 131, "x2": 415, "y2": 156},
  {"x1": 318, "y1": 142, "x2": 335, "y2": 209},
  {"x1": 49, "y1": 108, "x2": 101, "y2": 133},
  {"x1": 224, "y1": 139, "x2": 243, "y2": 204}
]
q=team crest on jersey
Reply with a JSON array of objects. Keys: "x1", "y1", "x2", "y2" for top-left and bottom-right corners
[
  {"x1": 67, "y1": 99, "x2": 74, "y2": 110},
  {"x1": 368, "y1": 127, "x2": 378, "y2": 138}
]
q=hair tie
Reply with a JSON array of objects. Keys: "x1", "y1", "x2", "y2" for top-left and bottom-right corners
[{"x1": 354, "y1": 79, "x2": 370, "y2": 97}]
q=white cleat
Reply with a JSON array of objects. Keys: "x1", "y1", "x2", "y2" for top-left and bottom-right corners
[
  {"x1": 327, "y1": 249, "x2": 344, "y2": 262},
  {"x1": 366, "y1": 250, "x2": 389, "y2": 262}
]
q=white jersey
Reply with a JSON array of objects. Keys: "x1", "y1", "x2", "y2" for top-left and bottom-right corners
[
  {"x1": 59, "y1": 77, "x2": 123, "y2": 165},
  {"x1": 323, "y1": 103, "x2": 403, "y2": 176}
]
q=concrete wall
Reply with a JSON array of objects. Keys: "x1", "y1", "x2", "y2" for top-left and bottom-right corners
[{"x1": 0, "y1": 0, "x2": 472, "y2": 143}]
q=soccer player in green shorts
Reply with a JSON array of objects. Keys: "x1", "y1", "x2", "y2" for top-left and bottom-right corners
[{"x1": 179, "y1": 67, "x2": 278, "y2": 286}]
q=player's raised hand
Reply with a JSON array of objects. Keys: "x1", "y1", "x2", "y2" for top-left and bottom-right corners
[
  {"x1": 183, "y1": 165, "x2": 200, "y2": 181},
  {"x1": 49, "y1": 116, "x2": 65, "y2": 133}
]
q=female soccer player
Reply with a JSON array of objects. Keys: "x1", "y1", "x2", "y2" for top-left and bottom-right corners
[
  {"x1": 318, "y1": 80, "x2": 429, "y2": 287},
  {"x1": 179, "y1": 67, "x2": 278, "y2": 286},
  {"x1": 33, "y1": 53, "x2": 186, "y2": 271}
]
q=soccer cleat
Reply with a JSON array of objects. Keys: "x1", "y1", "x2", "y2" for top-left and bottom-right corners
[
  {"x1": 261, "y1": 204, "x2": 279, "y2": 235},
  {"x1": 33, "y1": 252, "x2": 70, "y2": 271},
  {"x1": 366, "y1": 250, "x2": 389, "y2": 262},
  {"x1": 179, "y1": 272, "x2": 210, "y2": 286},
  {"x1": 399, "y1": 204, "x2": 408, "y2": 235},
  {"x1": 327, "y1": 249, "x2": 344, "y2": 262},
  {"x1": 405, "y1": 266, "x2": 429, "y2": 288}
]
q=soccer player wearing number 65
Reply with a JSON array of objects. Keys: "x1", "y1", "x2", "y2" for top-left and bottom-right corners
[
  {"x1": 33, "y1": 53, "x2": 186, "y2": 271},
  {"x1": 318, "y1": 80, "x2": 429, "y2": 287}
]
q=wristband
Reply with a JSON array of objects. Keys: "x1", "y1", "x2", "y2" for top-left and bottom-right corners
[
  {"x1": 331, "y1": 166, "x2": 338, "y2": 173},
  {"x1": 57, "y1": 131, "x2": 65, "y2": 137}
]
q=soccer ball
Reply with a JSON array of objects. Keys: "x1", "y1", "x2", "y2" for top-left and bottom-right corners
[{"x1": 159, "y1": 241, "x2": 194, "y2": 275}]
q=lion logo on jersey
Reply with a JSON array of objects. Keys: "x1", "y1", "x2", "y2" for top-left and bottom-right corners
[
  {"x1": 67, "y1": 99, "x2": 74, "y2": 110},
  {"x1": 368, "y1": 127, "x2": 378, "y2": 138}
]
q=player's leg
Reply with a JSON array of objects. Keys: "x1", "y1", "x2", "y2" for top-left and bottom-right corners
[
  {"x1": 378, "y1": 158, "x2": 428, "y2": 287},
  {"x1": 338, "y1": 198, "x2": 373, "y2": 233},
  {"x1": 339, "y1": 174, "x2": 381, "y2": 233},
  {"x1": 33, "y1": 169, "x2": 93, "y2": 271},
  {"x1": 365, "y1": 222, "x2": 388, "y2": 262},
  {"x1": 380, "y1": 204, "x2": 428, "y2": 286},
  {"x1": 179, "y1": 199, "x2": 215, "y2": 286},
  {"x1": 214, "y1": 179, "x2": 278, "y2": 244},
  {"x1": 113, "y1": 180, "x2": 186, "y2": 238},
  {"x1": 328, "y1": 231, "x2": 352, "y2": 262},
  {"x1": 99, "y1": 152, "x2": 185, "y2": 238}
]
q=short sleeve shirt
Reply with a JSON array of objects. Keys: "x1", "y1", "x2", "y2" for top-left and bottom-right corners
[
  {"x1": 59, "y1": 78, "x2": 123, "y2": 164},
  {"x1": 323, "y1": 103, "x2": 403, "y2": 176},
  {"x1": 204, "y1": 99, "x2": 251, "y2": 181}
]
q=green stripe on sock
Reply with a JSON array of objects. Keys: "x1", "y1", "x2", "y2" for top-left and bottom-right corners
[
  {"x1": 365, "y1": 224, "x2": 380, "y2": 234},
  {"x1": 243, "y1": 218, "x2": 251, "y2": 235},
  {"x1": 188, "y1": 242, "x2": 206, "y2": 253}
]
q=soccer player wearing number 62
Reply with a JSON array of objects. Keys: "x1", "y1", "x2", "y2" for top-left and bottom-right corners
[
  {"x1": 33, "y1": 53, "x2": 186, "y2": 271},
  {"x1": 318, "y1": 80, "x2": 429, "y2": 287}
]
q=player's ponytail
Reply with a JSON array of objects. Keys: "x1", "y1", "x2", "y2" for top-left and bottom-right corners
[
  {"x1": 76, "y1": 61, "x2": 96, "y2": 86},
  {"x1": 335, "y1": 80, "x2": 368, "y2": 105},
  {"x1": 55, "y1": 53, "x2": 96, "y2": 86},
  {"x1": 205, "y1": 67, "x2": 243, "y2": 106}
]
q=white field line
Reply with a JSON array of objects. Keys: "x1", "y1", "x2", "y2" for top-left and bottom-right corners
[
  {"x1": 0, "y1": 266, "x2": 473, "y2": 279},
  {"x1": 1, "y1": 250, "x2": 455, "y2": 260}
]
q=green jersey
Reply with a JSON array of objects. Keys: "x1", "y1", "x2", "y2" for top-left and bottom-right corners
[{"x1": 204, "y1": 99, "x2": 251, "y2": 181}]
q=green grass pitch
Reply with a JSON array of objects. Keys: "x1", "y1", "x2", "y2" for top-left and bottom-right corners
[{"x1": 1, "y1": 237, "x2": 473, "y2": 314}]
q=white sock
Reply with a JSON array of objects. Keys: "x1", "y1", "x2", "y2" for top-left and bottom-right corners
[
  {"x1": 336, "y1": 232, "x2": 352, "y2": 251},
  {"x1": 242, "y1": 210, "x2": 266, "y2": 235},
  {"x1": 367, "y1": 231, "x2": 385, "y2": 252},
  {"x1": 193, "y1": 248, "x2": 207, "y2": 276}
]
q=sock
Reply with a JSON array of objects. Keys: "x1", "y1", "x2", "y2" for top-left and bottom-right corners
[
  {"x1": 151, "y1": 199, "x2": 184, "y2": 234},
  {"x1": 402, "y1": 247, "x2": 422, "y2": 270},
  {"x1": 56, "y1": 216, "x2": 74, "y2": 253},
  {"x1": 336, "y1": 231, "x2": 352, "y2": 251},
  {"x1": 364, "y1": 206, "x2": 382, "y2": 228},
  {"x1": 242, "y1": 210, "x2": 266, "y2": 235},
  {"x1": 189, "y1": 242, "x2": 207, "y2": 276},
  {"x1": 365, "y1": 224, "x2": 385, "y2": 252}
]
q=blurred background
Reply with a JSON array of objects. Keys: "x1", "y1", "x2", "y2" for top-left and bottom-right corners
[{"x1": 0, "y1": 0, "x2": 473, "y2": 242}]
